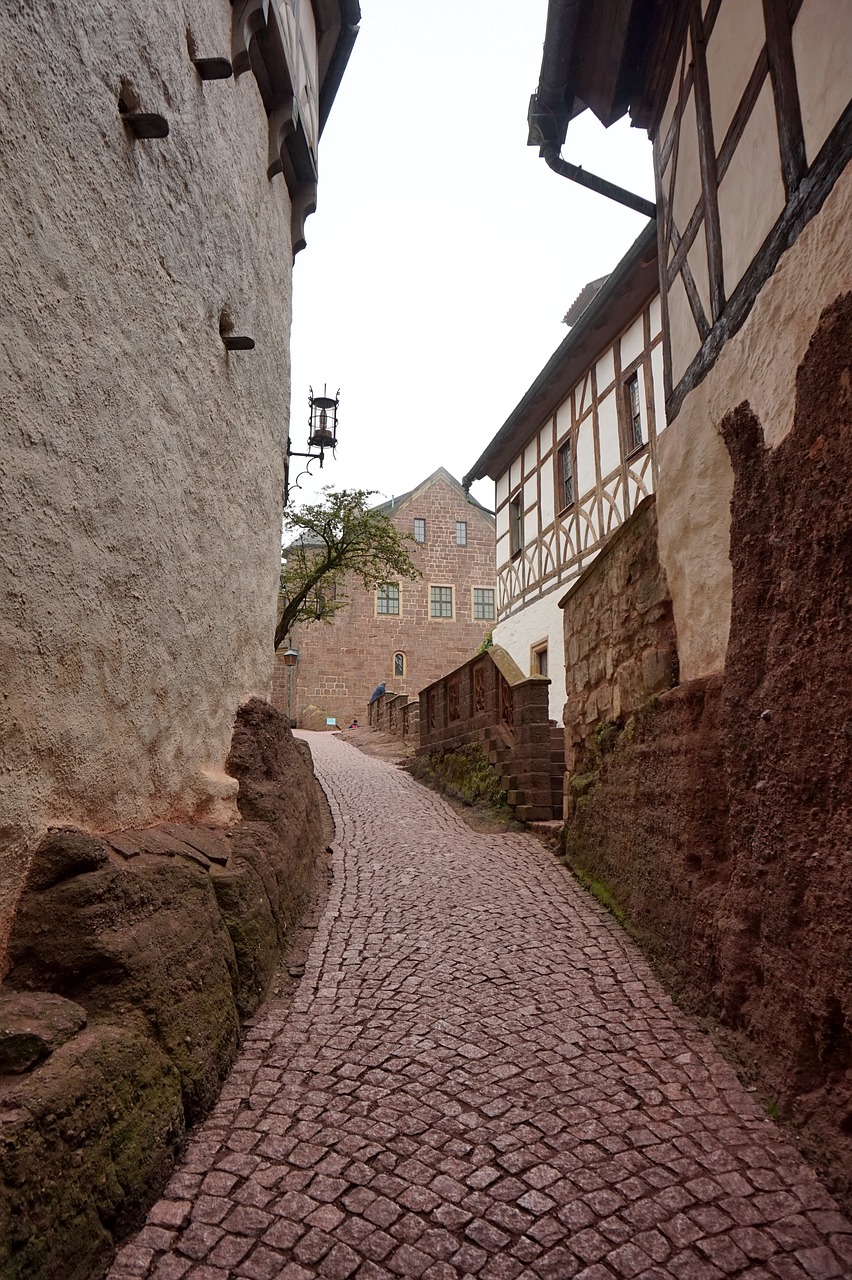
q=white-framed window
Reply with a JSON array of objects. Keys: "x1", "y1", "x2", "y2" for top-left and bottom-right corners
[
  {"x1": 413, "y1": 518, "x2": 426, "y2": 543},
  {"x1": 456, "y1": 520, "x2": 468, "y2": 546},
  {"x1": 430, "y1": 585, "x2": 454, "y2": 618},
  {"x1": 376, "y1": 583, "x2": 400, "y2": 615},
  {"x1": 473, "y1": 587, "x2": 495, "y2": 621}
]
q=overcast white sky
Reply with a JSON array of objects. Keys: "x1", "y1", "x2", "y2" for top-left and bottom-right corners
[{"x1": 289, "y1": 0, "x2": 655, "y2": 512}]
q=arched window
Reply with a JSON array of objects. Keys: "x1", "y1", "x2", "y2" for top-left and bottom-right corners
[{"x1": 394, "y1": 652, "x2": 405, "y2": 678}]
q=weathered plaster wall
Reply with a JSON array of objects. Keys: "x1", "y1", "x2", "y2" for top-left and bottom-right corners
[
  {"x1": 656, "y1": 163, "x2": 852, "y2": 679},
  {"x1": 0, "y1": 0, "x2": 293, "y2": 961}
]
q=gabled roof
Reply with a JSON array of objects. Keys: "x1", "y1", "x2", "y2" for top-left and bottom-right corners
[
  {"x1": 463, "y1": 221, "x2": 657, "y2": 487},
  {"x1": 375, "y1": 468, "x2": 494, "y2": 523}
]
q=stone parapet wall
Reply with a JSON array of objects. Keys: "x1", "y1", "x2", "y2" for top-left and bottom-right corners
[
  {"x1": 418, "y1": 648, "x2": 556, "y2": 821},
  {"x1": 561, "y1": 496, "x2": 678, "y2": 783}
]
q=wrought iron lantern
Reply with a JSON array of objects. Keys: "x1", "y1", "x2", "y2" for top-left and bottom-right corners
[{"x1": 285, "y1": 386, "x2": 340, "y2": 505}]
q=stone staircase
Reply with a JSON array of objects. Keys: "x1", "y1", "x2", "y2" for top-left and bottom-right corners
[{"x1": 483, "y1": 725, "x2": 565, "y2": 823}]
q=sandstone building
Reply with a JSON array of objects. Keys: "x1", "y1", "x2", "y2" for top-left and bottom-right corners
[{"x1": 273, "y1": 469, "x2": 496, "y2": 730}]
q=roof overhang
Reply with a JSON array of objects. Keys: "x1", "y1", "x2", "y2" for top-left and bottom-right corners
[
  {"x1": 527, "y1": 0, "x2": 690, "y2": 147},
  {"x1": 463, "y1": 220, "x2": 657, "y2": 486}
]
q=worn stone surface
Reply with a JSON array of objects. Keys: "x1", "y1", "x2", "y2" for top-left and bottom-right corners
[
  {"x1": 561, "y1": 496, "x2": 678, "y2": 785},
  {"x1": 0, "y1": 991, "x2": 88, "y2": 1074},
  {"x1": 559, "y1": 294, "x2": 852, "y2": 1210},
  {"x1": 110, "y1": 732, "x2": 851, "y2": 1280},
  {"x1": 717, "y1": 290, "x2": 852, "y2": 1204},
  {"x1": 0, "y1": 703, "x2": 331, "y2": 1277}
]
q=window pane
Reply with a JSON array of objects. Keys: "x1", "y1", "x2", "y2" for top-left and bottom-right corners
[
  {"x1": 473, "y1": 588, "x2": 495, "y2": 620},
  {"x1": 455, "y1": 520, "x2": 467, "y2": 546},
  {"x1": 394, "y1": 652, "x2": 405, "y2": 677},
  {"x1": 509, "y1": 496, "x2": 522, "y2": 555},
  {"x1": 626, "y1": 373, "x2": 643, "y2": 450},
  {"x1": 413, "y1": 518, "x2": 426, "y2": 543},
  {"x1": 376, "y1": 584, "x2": 399, "y2": 615},
  {"x1": 559, "y1": 442, "x2": 574, "y2": 509},
  {"x1": 430, "y1": 585, "x2": 453, "y2": 617}
]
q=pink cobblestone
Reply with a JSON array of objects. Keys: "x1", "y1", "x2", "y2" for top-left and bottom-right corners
[{"x1": 109, "y1": 733, "x2": 851, "y2": 1279}]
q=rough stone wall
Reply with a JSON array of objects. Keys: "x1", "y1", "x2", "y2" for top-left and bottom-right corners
[
  {"x1": 273, "y1": 476, "x2": 496, "y2": 729},
  {"x1": 419, "y1": 648, "x2": 554, "y2": 820},
  {"x1": 561, "y1": 497, "x2": 678, "y2": 782},
  {"x1": 715, "y1": 291, "x2": 852, "y2": 1194},
  {"x1": 0, "y1": 0, "x2": 293, "y2": 968},
  {"x1": 561, "y1": 294, "x2": 852, "y2": 1206},
  {"x1": 0, "y1": 702, "x2": 332, "y2": 1278}
]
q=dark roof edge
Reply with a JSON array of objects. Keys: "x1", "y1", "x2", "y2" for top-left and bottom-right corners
[
  {"x1": 318, "y1": 0, "x2": 360, "y2": 136},
  {"x1": 463, "y1": 220, "x2": 657, "y2": 488}
]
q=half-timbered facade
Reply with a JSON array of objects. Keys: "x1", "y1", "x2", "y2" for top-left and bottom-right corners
[
  {"x1": 464, "y1": 224, "x2": 665, "y2": 718},
  {"x1": 528, "y1": 0, "x2": 852, "y2": 679}
]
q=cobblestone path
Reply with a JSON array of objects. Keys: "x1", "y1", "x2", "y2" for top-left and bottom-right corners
[{"x1": 110, "y1": 731, "x2": 851, "y2": 1280}]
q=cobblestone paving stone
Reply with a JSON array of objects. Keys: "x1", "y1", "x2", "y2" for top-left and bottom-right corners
[{"x1": 110, "y1": 731, "x2": 852, "y2": 1280}]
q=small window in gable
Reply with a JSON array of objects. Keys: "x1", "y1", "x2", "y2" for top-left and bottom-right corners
[
  {"x1": 456, "y1": 520, "x2": 467, "y2": 546},
  {"x1": 413, "y1": 518, "x2": 426, "y2": 543}
]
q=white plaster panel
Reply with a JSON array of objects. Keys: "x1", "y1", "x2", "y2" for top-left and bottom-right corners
[
  {"x1": 705, "y1": 0, "x2": 766, "y2": 150},
  {"x1": 717, "y1": 79, "x2": 785, "y2": 294},
  {"x1": 575, "y1": 415, "x2": 597, "y2": 498},
  {"x1": 620, "y1": 313, "x2": 645, "y2": 368},
  {"x1": 792, "y1": 0, "x2": 852, "y2": 166},
  {"x1": 0, "y1": 0, "x2": 301, "y2": 946},
  {"x1": 651, "y1": 344, "x2": 667, "y2": 435},
  {"x1": 524, "y1": 439, "x2": 538, "y2": 476},
  {"x1": 578, "y1": 373, "x2": 591, "y2": 418},
  {"x1": 595, "y1": 347, "x2": 614, "y2": 392},
  {"x1": 539, "y1": 458, "x2": 555, "y2": 529},
  {"x1": 555, "y1": 397, "x2": 572, "y2": 441},
  {"x1": 495, "y1": 505, "x2": 509, "y2": 538},
  {"x1": 495, "y1": 532, "x2": 510, "y2": 569},
  {"x1": 539, "y1": 419, "x2": 554, "y2": 458},
  {"x1": 672, "y1": 89, "x2": 703, "y2": 234},
  {"x1": 509, "y1": 456, "x2": 522, "y2": 491},
  {"x1": 523, "y1": 508, "x2": 538, "y2": 548},
  {"x1": 495, "y1": 471, "x2": 510, "y2": 507},
  {"x1": 650, "y1": 295, "x2": 662, "y2": 338},
  {"x1": 687, "y1": 225, "x2": 712, "y2": 325},
  {"x1": 493, "y1": 588, "x2": 567, "y2": 722},
  {"x1": 597, "y1": 391, "x2": 621, "y2": 478},
  {"x1": 658, "y1": 163, "x2": 852, "y2": 679},
  {"x1": 667, "y1": 271, "x2": 700, "y2": 387},
  {"x1": 658, "y1": 63, "x2": 682, "y2": 158},
  {"x1": 524, "y1": 473, "x2": 538, "y2": 514}
]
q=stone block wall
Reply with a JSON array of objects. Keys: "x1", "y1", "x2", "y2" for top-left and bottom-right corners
[
  {"x1": 561, "y1": 496, "x2": 678, "y2": 783},
  {"x1": 418, "y1": 648, "x2": 556, "y2": 821},
  {"x1": 273, "y1": 472, "x2": 496, "y2": 731}
]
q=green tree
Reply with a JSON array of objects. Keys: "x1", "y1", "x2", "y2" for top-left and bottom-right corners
[{"x1": 275, "y1": 488, "x2": 420, "y2": 649}]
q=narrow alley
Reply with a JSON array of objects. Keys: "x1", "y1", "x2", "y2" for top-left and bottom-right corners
[{"x1": 110, "y1": 733, "x2": 851, "y2": 1280}]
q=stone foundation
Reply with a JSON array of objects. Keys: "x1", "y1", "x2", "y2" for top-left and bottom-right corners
[{"x1": 0, "y1": 700, "x2": 332, "y2": 1279}]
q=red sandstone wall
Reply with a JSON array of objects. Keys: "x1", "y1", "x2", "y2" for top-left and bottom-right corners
[
  {"x1": 562, "y1": 294, "x2": 852, "y2": 1207},
  {"x1": 272, "y1": 476, "x2": 496, "y2": 729}
]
